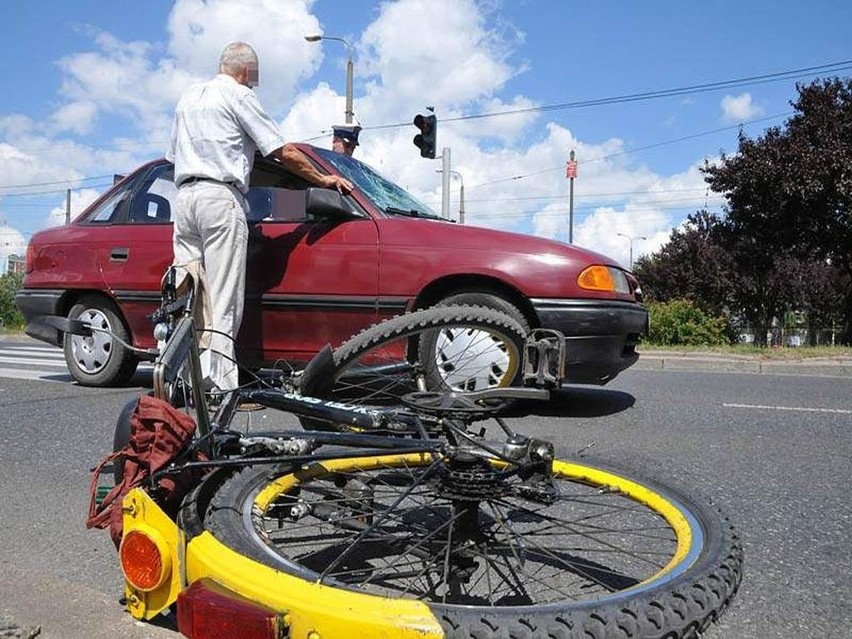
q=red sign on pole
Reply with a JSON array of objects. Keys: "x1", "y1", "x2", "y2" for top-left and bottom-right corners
[{"x1": 566, "y1": 160, "x2": 577, "y2": 179}]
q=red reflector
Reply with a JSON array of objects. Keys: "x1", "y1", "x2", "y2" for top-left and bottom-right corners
[{"x1": 177, "y1": 579, "x2": 284, "y2": 639}]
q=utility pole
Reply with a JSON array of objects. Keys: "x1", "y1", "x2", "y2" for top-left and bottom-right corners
[
  {"x1": 436, "y1": 168, "x2": 465, "y2": 223},
  {"x1": 441, "y1": 147, "x2": 450, "y2": 219},
  {"x1": 566, "y1": 149, "x2": 577, "y2": 243},
  {"x1": 457, "y1": 175, "x2": 465, "y2": 224},
  {"x1": 65, "y1": 189, "x2": 71, "y2": 224}
]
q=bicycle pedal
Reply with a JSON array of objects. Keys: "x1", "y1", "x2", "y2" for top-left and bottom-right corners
[{"x1": 523, "y1": 329, "x2": 566, "y2": 388}]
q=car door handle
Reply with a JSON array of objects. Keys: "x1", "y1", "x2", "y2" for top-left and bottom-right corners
[{"x1": 110, "y1": 248, "x2": 129, "y2": 261}]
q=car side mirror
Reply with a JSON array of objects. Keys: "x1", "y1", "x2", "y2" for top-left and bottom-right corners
[{"x1": 305, "y1": 187, "x2": 355, "y2": 221}]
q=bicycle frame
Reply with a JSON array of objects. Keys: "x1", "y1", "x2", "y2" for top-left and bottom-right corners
[{"x1": 149, "y1": 265, "x2": 564, "y2": 447}]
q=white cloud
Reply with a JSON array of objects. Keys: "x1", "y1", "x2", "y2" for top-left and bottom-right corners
[
  {"x1": 166, "y1": 0, "x2": 323, "y2": 112},
  {"x1": 49, "y1": 101, "x2": 98, "y2": 135},
  {"x1": 0, "y1": 142, "x2": 81, "y2": 193},
  {"x1": 56, "y1": 29, "x2": 200, "y2": 137},
  {"x1": 0, "y1": 0, "x2": 734, "y2": 268},
  {"x1": 720, "y1": 92, "x2": 764, "y2": 123},
  {"x1": 0, "y1": 224, "x2": 27, "y2": 261},
  {"x1": 359, "y1": 0, "x2": 519, "y2": 112},
  {"x1": 45, "y1": 188, "x2": 103, "y2": 228}
]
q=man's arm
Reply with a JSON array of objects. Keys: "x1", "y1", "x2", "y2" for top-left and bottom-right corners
[{"x1": 274, "y1": 144, "x2": 353, "y2": 193}]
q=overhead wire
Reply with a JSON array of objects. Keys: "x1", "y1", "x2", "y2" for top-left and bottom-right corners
[{"x1": 0, "y1": 58, "x2": 847, "y2": 198}]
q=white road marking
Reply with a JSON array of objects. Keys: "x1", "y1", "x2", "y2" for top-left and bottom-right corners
[
  {"x1": 0, "y1": 346, "x2": 62, "y2": 355},
  {"x1": 723, "y1": 403, "x2": 852, "y2": 415},
  {"x1": 0, "y1": 367, "x2": 72, "y2": 383},
  {"x1": 0, "y1": 356, "x2": 67, "y2": 367}
]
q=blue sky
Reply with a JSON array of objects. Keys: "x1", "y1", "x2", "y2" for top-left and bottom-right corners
[{"x1": 2, "y1": 0, "x2": 851, "y2": 268}]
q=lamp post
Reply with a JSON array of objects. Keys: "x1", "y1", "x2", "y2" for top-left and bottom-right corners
[
  {"x1": 436, "y1": 169, "x2": 465, "y2": 223},
  {"x1": 617, "y1": 232, "x2": 646, "y2": 270},
  {"x1": 304, "y1": 34, "x2": 354, "y2": 124}
]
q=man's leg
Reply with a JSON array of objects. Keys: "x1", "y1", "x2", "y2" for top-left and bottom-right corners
[{"x1": 195, "y1": 183, "x2": 248, "y2": 391}]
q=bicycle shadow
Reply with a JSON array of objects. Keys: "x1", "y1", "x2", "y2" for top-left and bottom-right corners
[{"x1": 506, "y1": 385, "x2": 636, "y2": 419}]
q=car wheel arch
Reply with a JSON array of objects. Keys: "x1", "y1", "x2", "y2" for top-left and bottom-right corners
[
  {"x1": 413, "y1": 276, "x2": 537, "y2": 329},
  {"x1": 60, "y1": 290, "x2": 127, "y2": 326}
]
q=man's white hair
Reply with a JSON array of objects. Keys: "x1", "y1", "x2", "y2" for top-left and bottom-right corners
[{"x1": 219, "y1": 42, "x2": 258, "y2": 74}]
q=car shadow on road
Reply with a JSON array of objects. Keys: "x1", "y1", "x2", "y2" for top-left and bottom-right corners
[{"x1": 506, "y1": 385, "x2": 636, "y2": 419}]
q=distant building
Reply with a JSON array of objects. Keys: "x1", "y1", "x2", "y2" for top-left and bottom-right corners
[{"x1": 3, "y1": 254, "x2": 25, "y2": 276}]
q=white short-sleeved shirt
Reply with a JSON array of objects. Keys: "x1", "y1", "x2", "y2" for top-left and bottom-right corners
[{"x1": 166, "y1": 74, "x2": 286, "y2": 193}]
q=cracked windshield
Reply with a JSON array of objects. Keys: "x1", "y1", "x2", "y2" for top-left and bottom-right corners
[{"x1": 313, "y1": 147, "x2": 439, "y2": 218}]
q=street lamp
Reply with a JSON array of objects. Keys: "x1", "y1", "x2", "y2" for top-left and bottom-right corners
[
  {"x1": 436, "y1": 169, "x2": 465, "y2": 223},
  {"x1": 304, "y1": 34, "x2": 354, "y2": 124},
  {"x1": 617, "y1": 233, "x2": 646, "y2": 270}
]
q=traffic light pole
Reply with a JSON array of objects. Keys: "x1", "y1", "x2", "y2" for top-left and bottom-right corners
[{"x1": 441, "y1": 148, "x2": 450, "y2": 219}]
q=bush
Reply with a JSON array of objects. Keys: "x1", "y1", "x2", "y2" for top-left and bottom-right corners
[
  {"x1": 647, "y1": 299, "x2": 730, "y2": 346},
  {"x1": 0, "y1": 272, "x2": 25, "y2": 329}
]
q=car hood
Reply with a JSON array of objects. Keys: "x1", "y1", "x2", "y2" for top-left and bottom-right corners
[{"x1": 374, "y1": 217, "x2": 621, "y2": 267}]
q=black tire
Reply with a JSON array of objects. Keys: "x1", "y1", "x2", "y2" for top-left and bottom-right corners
[
  {"x1": 64, "y1": 295, "x2": 138, "y2": 387},
  {"x1": 435, "y1": 292, "x2": 530, "y2": 332},
  {"x1": 298, "y1": 306, "x2": 527, "y2": 428},
  {"x1": 197, "y1": 454, "x2": 742, "y2": 639},
  {"x1": 111, "y1": 397, "x2": 138, "y2": 484}
]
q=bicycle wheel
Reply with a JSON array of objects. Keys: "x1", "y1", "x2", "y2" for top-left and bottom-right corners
[
  {"x1": 299, "y1": 305, "x2": 527, "y2": 414},
  {"x1": 197, "y1": 454, "x2": 742, "y2": 639}
]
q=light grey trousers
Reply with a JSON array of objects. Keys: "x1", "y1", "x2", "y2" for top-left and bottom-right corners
[{"x1": 172, "y1": 180, "x2": 248, "y2": 391}]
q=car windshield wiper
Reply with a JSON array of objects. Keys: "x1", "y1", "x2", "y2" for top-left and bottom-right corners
[{"x1": 385, "y1": 206, "x2": 439, "y2": 219}]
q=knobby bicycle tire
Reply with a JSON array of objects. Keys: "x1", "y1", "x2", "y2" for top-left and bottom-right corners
[
  {"x1": 194, "y1": 453, "x2": 742, "y2": 639},
  {"x1": 298, "y1": 305, "x2": 528, "y2": 429}
]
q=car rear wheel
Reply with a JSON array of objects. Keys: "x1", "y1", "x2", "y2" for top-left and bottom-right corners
[{"x1": 64, "y1": 295, "x2": 138, "y2": 387}]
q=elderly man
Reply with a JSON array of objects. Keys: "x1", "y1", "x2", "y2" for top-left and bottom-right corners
[{"x1": 167, "y1": 41, "x2": 351, "y2": 392}]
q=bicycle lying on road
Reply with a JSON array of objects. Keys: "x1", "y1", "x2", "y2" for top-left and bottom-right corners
[{"x1": 44, "y1": 266, "x2": 743, "y2": 639}]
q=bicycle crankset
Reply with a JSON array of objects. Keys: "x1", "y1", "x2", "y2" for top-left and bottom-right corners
[{"x1": 401, "y1": 390, "x2": 510, "y2": 419}]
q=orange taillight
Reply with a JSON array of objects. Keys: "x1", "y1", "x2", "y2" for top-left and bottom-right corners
[
  {"x1": 577, "y1": 265, "x2": 616, "y2": 292},
  {"x1": 120, "y1": 528, "x2": 170, "y2": 591}
]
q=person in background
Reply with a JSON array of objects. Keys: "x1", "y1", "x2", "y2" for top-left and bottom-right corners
[
  {"x1": 167, "y1": 41, "x2": 352, "y2": 392},
  {"x1": 332, "y1": 124, "x2": 361, "y2": 156}
]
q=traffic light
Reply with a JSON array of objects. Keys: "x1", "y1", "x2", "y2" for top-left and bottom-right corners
[{"x1": 413, "y1": 113, "x2": 437, "y2": 158}]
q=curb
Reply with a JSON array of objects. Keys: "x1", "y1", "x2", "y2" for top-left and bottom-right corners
[{"x1": 635, "y1": 352, "x2": 852, "y2": 378}]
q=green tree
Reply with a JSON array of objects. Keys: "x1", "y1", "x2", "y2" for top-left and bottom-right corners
[
  {"x1": 633, "y1": 210, "x2": 735, "y2": 318},
  {"x1": 703, "y1": 78, "x2": 852, "y2": 343},
  {"x1": 0, "y1": 272, "x2": 25, "y2": 328}
]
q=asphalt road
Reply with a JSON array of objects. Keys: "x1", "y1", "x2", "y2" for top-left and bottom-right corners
[{"x1": 0, "y1": 366, "x2": 850, "y2": 638}]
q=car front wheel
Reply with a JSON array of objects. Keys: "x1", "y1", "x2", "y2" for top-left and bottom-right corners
[
  {"x1": 430, "y1": 292, "x2": 531, "y2": 390},
  {"x1": 63, "y1": 295, "x2": 138, "y2": 387}
]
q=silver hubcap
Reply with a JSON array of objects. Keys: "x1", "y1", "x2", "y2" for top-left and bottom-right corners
[
  {"x1": 432, "y1": 327, "x2": 514, "y2": 391},
  {"x1": 70, "y1": 309, "x2": 113, "y2": 375}
]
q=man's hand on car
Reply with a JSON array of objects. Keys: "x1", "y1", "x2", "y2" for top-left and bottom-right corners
[{"x1": 323, "y1": 174, "x2": 353, "y2": 194}]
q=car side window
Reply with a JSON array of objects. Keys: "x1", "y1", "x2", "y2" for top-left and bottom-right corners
[
  {"x1": 246, "y1": 187, "x2": 308, "y2": 223},
  {"x1": 87, "y1": 184, "x2": 134, "y2": 223},
  {"x1": 129, "y1": 164, "x2": 177, "y2": 224},
  {"x1": 247, "y1": 160, "x2": 312, "y2": 224}
]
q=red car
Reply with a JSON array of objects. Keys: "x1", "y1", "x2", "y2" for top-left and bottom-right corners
[{"x1": 16, "y1": 144, "x2": 647, "y2": 387}]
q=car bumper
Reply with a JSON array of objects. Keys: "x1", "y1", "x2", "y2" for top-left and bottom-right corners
[
  {"x1": 531, "y1": 298, "x2": 648, "y2": 385},
  {"x1": 15, "y1": 288, "x2": 66, "y2": 346}
]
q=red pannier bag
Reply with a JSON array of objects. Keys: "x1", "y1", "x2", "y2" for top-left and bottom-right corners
[{"x1": 86, "y1": 394, "x2": 200, "y2": 547}]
